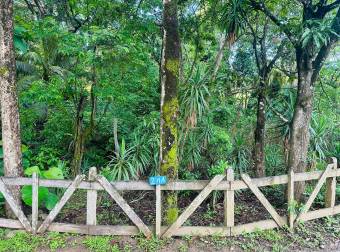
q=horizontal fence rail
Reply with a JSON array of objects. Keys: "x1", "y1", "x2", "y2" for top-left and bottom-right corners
[{"x1": 0, "y1": 158, "x2": 338, "y2": 238}]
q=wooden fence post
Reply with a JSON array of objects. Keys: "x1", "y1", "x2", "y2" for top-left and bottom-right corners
[
  {"x1": 87, "y1": 167, "x2": 97, "y2": 226},
  {"x1": 287, "y1": 170, "x2": 295, "y2": 230},
  {"x1": 32, "y1": 172, "x2": 39, "y2": 234},
  {"x1": 155, "y1": 184, "x2": 161, "y2": 237},
  {"x1": 224, "y1": 168, "x2": 234, "y2": 231},
  {"x1": 325, "y1": 158, "x2": 337, "y2": 208}
]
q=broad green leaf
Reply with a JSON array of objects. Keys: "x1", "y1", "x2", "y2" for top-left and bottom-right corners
[
  {"x1": 14, "y1": 37, "x2": 28, "y2": 53},
  {"x1": 21, "y1": 185, "x2": 49, "y2": 207},
  {"x1": 45, "y1": 192, "x2": 59, "y2": 210},
  {"x1": 43, "y1": 167, "x2": 64, "y2": 179},
  {"x1": 24, "y1": 166, "x2": 41, "y2": 176}
]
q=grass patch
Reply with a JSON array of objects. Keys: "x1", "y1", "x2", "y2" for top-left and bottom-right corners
[
  {"x1": 83, "y1": 236, "x2": 120, "y2": 252},
  {"x1": 0, "y1": 231, "x2": 45, "y2": 252}
]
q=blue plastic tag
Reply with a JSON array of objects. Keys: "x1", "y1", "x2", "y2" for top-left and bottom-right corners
[{"x1": 148, "y1": 176, "x2": 167, "y2": 186}]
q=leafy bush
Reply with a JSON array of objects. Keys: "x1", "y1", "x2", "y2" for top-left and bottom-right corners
[
  {"x1": 207, "y1": 126, "x2": 232, "y2": 163},
  {"x1": 265, "y1": 144, "x2": 286, "y2": 176},
  {"x1": 21, "y1": 165, "x2": 64, "y2": 210},
  {"x1": 208, "y1": 160, "x2": 229, "y2": 178},
  {"x1": 103, "y1": 139, "x2": 143, "y2": 181}
]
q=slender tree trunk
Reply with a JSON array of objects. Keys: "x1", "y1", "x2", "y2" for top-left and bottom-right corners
[
  {"x1": 160, "y1": 0, "x2": 181, "y2": 225},
  {"x1": 0, "y1": 0, "x2": 24, "y2": 217},
  {"x1": 254, "y1": 80, "x2": 266, "y2": 177},
  {"x1": 113, "y1": 118, "x2": 120, "y2": 156},
  {"x1": 71, "y1": 50, "x2": 97, "y2": 176},
  {"x1": 211, "y1": 34, "x2": 228, "y2": 82},
  {"x1": 288, "y1": 48, "x2": 314, "y2": 201},
  {"x1": 71, "y1": 96, "x2": 86, "y2": 176}
]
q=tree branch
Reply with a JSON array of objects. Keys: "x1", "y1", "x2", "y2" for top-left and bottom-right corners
[
  {"x1": 244, "y1": 16, "x2": 261, "y2": 70},
  {"x1": 266, "y1": 98, "x2": 289, "y2": 123},
  {"x1": 249, "y1": 0, "x2": 297, "y2": 46},
  {"x1": 267, "y1": 42, "x2": 285, "y2": 72}
]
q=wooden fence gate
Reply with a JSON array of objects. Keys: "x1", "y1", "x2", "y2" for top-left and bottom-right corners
[{"x1": 0, "y1": 158, "x2": 338, "y2": 238}]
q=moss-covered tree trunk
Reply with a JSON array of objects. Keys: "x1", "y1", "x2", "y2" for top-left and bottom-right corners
[
  {"x1": 70, "y1": 50, "x2": 97, "y2": 177},
  {"x1": 254, "y1": 80, "x2": 266, "y2": 177},
  {"x1": 160, "y1": 0, "x2": 181, "y2": 225},
  {"x1": 71, "y1": 95, "x2": 86, "y2": 177},
  {"x1": 0, "y1": 0, "x2": 24, "y2": 218}
]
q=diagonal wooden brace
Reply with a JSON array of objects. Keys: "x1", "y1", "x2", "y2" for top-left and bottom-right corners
[
  {"x1": 241, "y1": 174, "x2": 286, "y2": 227},
  {"x1": 162, "y1": 174, "x2": 226, "y2": 238},
  {"x1": 295, "y1": 164, "x2": 333, "y2": 223},
  {"x1": 96, "y1": 175, "x2": 152, "y2": 238},
  {"x1": 37, "y1": 175, "x2": 85, "y2": 233},
  {"x1": 0, "y1": 178, "x2": 32, "y2": 232}
]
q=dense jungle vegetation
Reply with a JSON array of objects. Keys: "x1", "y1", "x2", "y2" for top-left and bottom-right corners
[{"x1": 0, "y1": 0, "x2": 339, "y2": 229}]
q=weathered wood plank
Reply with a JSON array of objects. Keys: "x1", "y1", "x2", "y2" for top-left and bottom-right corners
[
  {"x1": 295, "y1": 165, "x2": 333, "y2": 224},
  {"x1": 172, "y1": 226, "x2": 230, "y2": 237},
  {"x1": 32, "y1": 172, "x2": 39, "y2": 234},
  {"x1": 1, "y1": 168, "x2": 339, "y2": 191},
  {"x1": 0, "y1": 218, "x2": 24, "y2": 229},
  {"x1": 299, "y1": 205, "x2": 340, "y2": 222},
  {"x1": 155, "y1": 184, "x2": 161, "y2": 237},
  {"x1": 287, "y1": 170, "x2": 295, "y2": 230},
  {"x1": 231, "y1": 218, "x2": 287, "y2": 236},
  {"x1": 46, "y1": 223, "x2": 232, "y2": 236},
  {"x1": 162, "y1": 174, "x2": 226, "y2": 238},
  {"x1": 241, "y1": 174, "x2": 286, "y2": 227},
  {"x1": 86, "y1": 167, "x2": 97, "y2": 226},
  {"x1": 325, "y1": 158, "x2": 337, "y2": 208},
  {"x1": 96, "y1": 175, "x2": 152, "y2": 238},
  {"x1": 224, "y1": 168, "x2": 234, "y2": 227},
  {"x1": 37, "y1": 175, "x2": 85, "y2": 233},
  {"x1": 0, "y1": 178, "x2": 32, "y2": 232}
]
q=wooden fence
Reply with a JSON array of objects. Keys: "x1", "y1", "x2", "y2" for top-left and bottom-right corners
[{"x1": 0, "y1": 158, "x2": 338, "y2": 238}]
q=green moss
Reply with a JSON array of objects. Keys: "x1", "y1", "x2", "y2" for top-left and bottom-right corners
[
  {"x1": 161, "y1": 97, "x2": 179, "y2": 177},
  {"x1": 166, "y1": 193, "x2": 176, "y2": 206},
  {"x1": 162, "y1": 97, "x2": 179, "y2": 123},
  {"x1": 165, "y1": 59, "x2": 180, "y2": 76},
  {"x1": 161, "y1": 97, "x2": 179, "y2": 225},
  {"x1": 166, "y1": 207, "x2": 179, "y2": 224},
  {"x1": 0, "y1": 66, "x2": 9, "y2": 77}
]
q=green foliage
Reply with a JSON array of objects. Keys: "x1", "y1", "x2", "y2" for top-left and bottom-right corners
[
  {"x1": 181, "y1": 66, "x2": 210, "y2": 125},
  {"x1": 103, "y1": 139, "x2": 138, "y2": 181},
  {"x1": 0, "y1": 231, "x2": 45, "y2": 252},
  {"x1": 83, "y1": 236, "x2": 120, "y2": 252},
  {"x1": 47, "y1": 232, "x2": 67, "y2": 251},
  {"x1": 21, "y1": 165, "x2": 64, "y2": 210},
  {"x1": 136, "y1": 235, "x2": 165, "y2": 252},
  {"x1": 265, "y1": 144, "x2": 286, "y2": 176},
  {"x1": 220, "y1": 0, "x2": 246, "y2": 41},
  {"x1": 208, "y1": 126, "x2": 233, "y2": 163},
  {"x1": 208, "y1": 160, "x2": 228, "y2": 178},
  {"x1": 14, "y1": 26, "x2": 29, "y2": 54},
  {"x1": 301, "y1": 19, "x2": 338, "y2": 49}
]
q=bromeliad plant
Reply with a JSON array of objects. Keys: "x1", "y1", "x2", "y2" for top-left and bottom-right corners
[{"x1": 21, "y1": 165, "x2": 64, "y2": 210}]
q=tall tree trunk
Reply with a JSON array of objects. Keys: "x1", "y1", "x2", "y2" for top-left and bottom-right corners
[
  {"x1": 160, "y1": 0, "x2": 181, "y2": 225},
  {"x1": 70, "y1": 50, "x2": 97, "y2": 176},
  {"x1": 254, "y1": 80, "x2": 266, "y2": 177},
  {"x1": 288, "y1": 48, "x2": 314, "y2": 202},
  {"x1": 0, "y1": 0, "x2": 24, "y2": 218},
  {"x1": 211, "y1": 34, "x2": 228, "y2": 82},
  {"x1": 71, "y1": 96, "x2": 86, "y2": 176}
]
